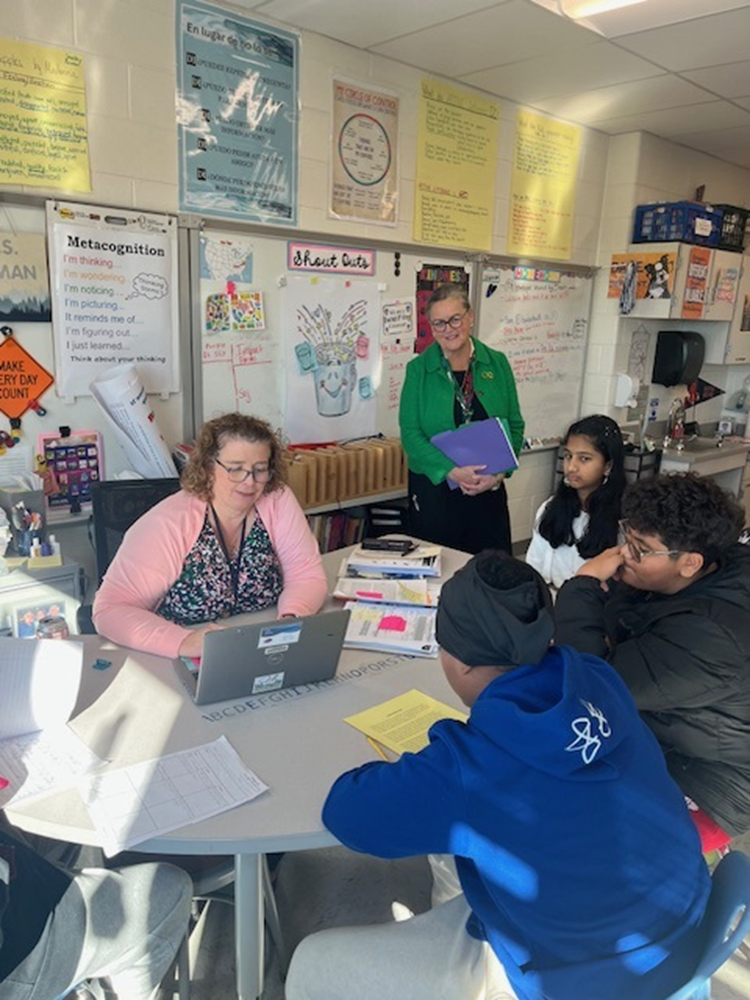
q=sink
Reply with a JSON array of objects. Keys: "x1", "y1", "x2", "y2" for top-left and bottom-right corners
[{"x1": 679, "y1": 437, "x2": 725, "y2": 452}]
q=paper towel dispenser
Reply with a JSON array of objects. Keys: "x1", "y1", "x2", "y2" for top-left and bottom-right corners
[{"x1": 652, "y1": 330, "x2": 705, "y2": 386}]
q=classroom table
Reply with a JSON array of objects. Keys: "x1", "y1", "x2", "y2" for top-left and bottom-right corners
[{"x1": 5, "y1": 543, "x2": 469, "y2": 1000}]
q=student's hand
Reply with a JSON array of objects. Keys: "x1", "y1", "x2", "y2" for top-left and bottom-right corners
[
  {"x1": 575, "y1": 546, "x2": 624, "y2": 585},
  {"x1": 447, "y1": 465, "x2": 487, "y2": 490},
  {"x1": 178, "y1": 624, "x2": 222, "y2": 659},
  {"x1": 460, "y1": 472, "x2": 505, "y2": 496}
]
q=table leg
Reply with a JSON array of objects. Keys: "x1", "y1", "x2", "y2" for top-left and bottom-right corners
[{"x1": 235, "y1": 852, "x2": 264, "y2": 1000}]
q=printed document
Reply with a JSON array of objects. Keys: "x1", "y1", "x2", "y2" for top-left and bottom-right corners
[
  {"x1": 344, "y1": 689, "x2": 467, "y2": 755},
  {"x1": 343, "y1": 602, "x2": 439, "y2": 657},
  {"x1": 80, "y1": 735, "x2": 268, "y2": 856},
  {"x1": 333, "y1": 577, "x2": 440, "y2": 607}
]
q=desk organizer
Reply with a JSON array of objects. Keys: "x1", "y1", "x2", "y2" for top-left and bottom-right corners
[
  {"x1": 285, "y1": 438, "x2": 407, "y2": 510},
  {"x1": 632, "y1": 201, "x2": 722, "y2": 247}
]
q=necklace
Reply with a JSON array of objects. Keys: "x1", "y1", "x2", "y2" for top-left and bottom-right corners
[
  {"x1": 441, "y1": 341, "x2": 476, "y2": 425},
  {"x1": 210, "y1": 504, "x2": 246, "y2": 609}
]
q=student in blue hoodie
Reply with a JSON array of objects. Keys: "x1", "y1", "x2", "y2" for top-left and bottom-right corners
[{"x1": 285, "y1": 551, "x2": 710, "y2": 1000}]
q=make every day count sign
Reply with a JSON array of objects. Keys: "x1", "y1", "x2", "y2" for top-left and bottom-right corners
[{"x1": 176, "y1": 0, "x2": 299, "y2": 225}]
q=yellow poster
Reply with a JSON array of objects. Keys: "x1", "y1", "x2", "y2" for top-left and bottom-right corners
[
  {"x1": 413, "y1": 78, "x2": 499, "y2": 251},
  {"x1": 0, "y1": 38, "x2": 90, "y2": 191},
  {"x1": 508, "y1": 110, "x2": 580, "y2": 260}
]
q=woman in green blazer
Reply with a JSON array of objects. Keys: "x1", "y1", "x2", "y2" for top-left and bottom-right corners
[{"x1": 399, "y1": 284, "x2": 524, "y2": 553}]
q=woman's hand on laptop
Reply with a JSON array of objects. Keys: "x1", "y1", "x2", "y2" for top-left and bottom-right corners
[{"x1": 179, "y1": 624, "x2": 222, "y2": 659}]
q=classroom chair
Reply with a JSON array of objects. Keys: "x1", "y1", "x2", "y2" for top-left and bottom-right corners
[{"x1": 665, "y1": 849, "x2": 750, "y2": 1000}]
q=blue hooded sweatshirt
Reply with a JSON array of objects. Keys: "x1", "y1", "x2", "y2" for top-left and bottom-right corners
[{"x1": 323, "y1": 645, "x2": 710, "y2": 1000}]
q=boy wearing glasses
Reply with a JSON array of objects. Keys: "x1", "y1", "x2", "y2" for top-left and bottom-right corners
[{"x1": 555, "y1": 472, "x2": 750, "y2": 849}]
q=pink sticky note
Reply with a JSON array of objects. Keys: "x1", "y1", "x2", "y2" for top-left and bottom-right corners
[
  {"x1": 379, "y1": 615, "x2": 407, "y2": 632},
  {"x1": 356, "y1": 590, "x2": 384, "y2": 600}
]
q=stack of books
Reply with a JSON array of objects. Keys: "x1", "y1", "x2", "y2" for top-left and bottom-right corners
[{"x1": 336, "y1": 544, "x2": 442, "y2": 658}]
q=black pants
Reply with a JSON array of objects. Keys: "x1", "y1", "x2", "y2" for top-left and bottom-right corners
[{"x1": 407, "y1": 471, "x2": 512, "y2": 555}]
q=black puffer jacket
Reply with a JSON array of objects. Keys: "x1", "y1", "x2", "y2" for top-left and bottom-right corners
[{"x1": 555, "y1": 543, "x2": 750, "y2": 836}]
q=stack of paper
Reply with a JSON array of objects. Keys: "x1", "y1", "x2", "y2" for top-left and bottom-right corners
[
  {"x1": 333, "y1": 576, "x2": 441, "y2": 607},
  {"x1": 341, "y1": 544, "x2": 442, "y2": 580},
  {"x1": 343, "y1": 601, "x2": 439, "y2": 657},
  {"x1": 344, "y1": 689, "x2": 468, "y2": 755}
]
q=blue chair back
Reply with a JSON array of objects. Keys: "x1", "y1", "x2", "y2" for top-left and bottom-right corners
[{"x1": 665, "y1": 850, "x2": 750, "y2": 1000}]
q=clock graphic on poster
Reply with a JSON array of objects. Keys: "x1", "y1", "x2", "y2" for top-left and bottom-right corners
[{"x1": 338, "y1": 113, "x2": 391, "y2": 187}]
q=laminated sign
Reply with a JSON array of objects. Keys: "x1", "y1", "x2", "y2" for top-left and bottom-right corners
[{"x1": 0, "y1": 336, "x2": 54, "y2": 419}]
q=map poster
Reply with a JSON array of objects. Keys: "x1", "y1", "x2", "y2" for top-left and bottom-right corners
[
  {"x1": 331, "y1": 79, "x2": 399, "y2": 225},
  {"x1": 413, "y1": 78, "x2": 499, "y2": 251},
  {"x1": 46, "y1": 202, "x2": 179, "y2": 398},
  {"x1": 0, "y1": 38, "x2": 90, "y2": 192},
  {"x1": 176, "y1": 0, "x2": 299, "y2": 225},
  {"x1": 508, "y1": 110, "x2": 580, "y2": 261}
]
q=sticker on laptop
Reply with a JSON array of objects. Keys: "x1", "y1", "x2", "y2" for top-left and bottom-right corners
[
  {"x1": 258, "y1": 623, "x2": 302, "y2": 648},
  {"x1": 252, "y1": 671, "x2": 285, "y2": 694}
]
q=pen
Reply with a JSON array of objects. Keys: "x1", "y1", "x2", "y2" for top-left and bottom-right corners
[{"x1": 366, "y1": 736, "x2": 390, "y2": 762}]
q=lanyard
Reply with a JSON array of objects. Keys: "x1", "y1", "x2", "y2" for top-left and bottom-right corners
[
  {"x1": 210, "y1": 505, "x2": 246, "y2": 609},
  {"x1": 442, "y1": 344, "x2": 476, "y2": 425}
]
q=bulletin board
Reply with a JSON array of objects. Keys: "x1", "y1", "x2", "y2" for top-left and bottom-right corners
[
  {"x1": 475, "y1": 263, "x2": 594, "y2": 442},
  {"x1": 194, "y1": 226, "x2": 469, "y2": 442}
]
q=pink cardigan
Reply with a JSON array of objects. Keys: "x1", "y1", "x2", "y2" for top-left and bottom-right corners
[{"x1": 92, "y1": 487, "x2": 328, "y2": 657}]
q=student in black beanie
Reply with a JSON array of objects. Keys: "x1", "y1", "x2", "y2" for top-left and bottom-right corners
[{"x1": 286, "y1": 551, "x2": 710, "y2": 1000}]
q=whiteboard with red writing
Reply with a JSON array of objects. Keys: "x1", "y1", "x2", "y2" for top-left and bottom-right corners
[{"x1": 476, "y1": 264, "x2": 593, "y2": 442}]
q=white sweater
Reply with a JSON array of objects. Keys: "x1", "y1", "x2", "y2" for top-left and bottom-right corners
[{"x1": 525, "y1": 498, "x2": 588, "y2": 590}]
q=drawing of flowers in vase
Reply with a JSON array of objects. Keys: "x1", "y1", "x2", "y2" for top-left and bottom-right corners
[{"x1": 296, "y1": 299, "x2": 369, "y2": 417}]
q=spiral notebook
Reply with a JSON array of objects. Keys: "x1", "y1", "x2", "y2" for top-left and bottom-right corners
[{"x1": 430, "y1": 418, "x2": 518, "y2": 490}]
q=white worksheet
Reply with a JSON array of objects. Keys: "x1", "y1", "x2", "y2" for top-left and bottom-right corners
[
  {"x1": 79, "y1": 735, "x2": 269, "y2": 856},
  {"x1": 0, "y1": 637, "x2": 83, "y2": 738},
  {"x1": 0, "y1": 726, "x2": 102, "y2": 804}
]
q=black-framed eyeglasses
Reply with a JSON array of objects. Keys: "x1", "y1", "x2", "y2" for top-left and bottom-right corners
[
  {"x1": 618, "y1": 520, "x2": 682, "y2": 563},
  {"x1": 429, "y1": 311, "x2": 468, "y2": 333},
  {"x1": 215, "y1": 459, "x2": 272, "y2": 484}
]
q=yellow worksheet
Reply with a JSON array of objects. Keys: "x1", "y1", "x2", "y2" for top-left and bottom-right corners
[{"x1": 344, "y1": 689, "x2": 467, "y2": 755}]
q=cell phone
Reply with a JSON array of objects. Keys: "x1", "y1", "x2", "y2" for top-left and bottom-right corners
[{"x1": 361, "y1": 538, "x2": 416, "y2": 555}]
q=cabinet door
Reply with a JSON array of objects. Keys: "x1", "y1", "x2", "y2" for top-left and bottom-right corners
[
  {"x1": 726, "y1": 261, "x2": 750, "y2": 364},
  {"x1": 704, "y1": 249, "x2": 742, "y2": 322}
]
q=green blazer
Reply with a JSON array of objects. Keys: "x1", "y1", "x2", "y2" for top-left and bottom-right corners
[{"x1": 399, "y1": 338, "x2": 525, "y2": 486}]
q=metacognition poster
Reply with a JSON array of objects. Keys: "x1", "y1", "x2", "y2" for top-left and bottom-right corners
[
  {"x1": 283, "y1": 277, "x2": 380, "y2": 444},
  {"x1": 46, "y1": 202, "x2": 179, "y2": 398},
  {"x1": 176, "y1": 0, "x2": 299, "y2": 225},
  {"x1": 331, "y1": 79, "x2": 399, "y2": 225}
]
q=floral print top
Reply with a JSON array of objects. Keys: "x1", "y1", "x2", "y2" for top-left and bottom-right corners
[{"x1": 157, "y1": 512, "x2": 283, "y2": 625}]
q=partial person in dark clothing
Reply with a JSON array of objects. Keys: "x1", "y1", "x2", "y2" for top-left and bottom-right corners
[{"x1": 555, "y1": 472, "x2": 750, "y2": 847}]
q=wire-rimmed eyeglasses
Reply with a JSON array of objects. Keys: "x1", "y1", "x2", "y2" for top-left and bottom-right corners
[
  {"x1": 618, "y1": 520, "x2": 682, "y2": 563},
  {"x1": 429, "y1": 311, "x2": 469, "y2": 333},
  {"x1": 215, "y1": 459, "x2": 272, "y2": 484}
]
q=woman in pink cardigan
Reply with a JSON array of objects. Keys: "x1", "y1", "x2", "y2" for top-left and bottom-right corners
[{"x1": 93, "y1": 413, "x2": 328, "y2": 659}]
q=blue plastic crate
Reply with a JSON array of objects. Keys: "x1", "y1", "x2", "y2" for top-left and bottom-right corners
[{"x1": 632, "y1": 201, "x2": 722, "y2": 247}]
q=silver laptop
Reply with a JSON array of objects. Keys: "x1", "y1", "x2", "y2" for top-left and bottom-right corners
[{"x1": 174, "y1": 610, "x2": 351, "y2": 706}]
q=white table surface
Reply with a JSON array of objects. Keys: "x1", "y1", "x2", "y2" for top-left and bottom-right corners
[{"x1": 6, "y1": 543, "x2": 469, "y2": 1000}]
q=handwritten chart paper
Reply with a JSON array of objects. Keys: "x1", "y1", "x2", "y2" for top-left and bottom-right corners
[
  {"x1": 80, "y1": 736, "x2": 268, "y2": 856},
  {"x1": 509, "y1": 111, "x2": 580, "y2": 260},
  {"x1": 414, "y1": 79, "x2": 499, "y2": 251},
  {"x1": 344, "y1": 689, "x2": 467, "y2": 756},
  {"x1": 0, "y1": 39, "x2": 90, "y2": 191}
]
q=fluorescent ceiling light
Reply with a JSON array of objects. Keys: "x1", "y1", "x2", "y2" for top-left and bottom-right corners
[{"x1": 561, "y1": 0, "x2": 648, "y2": 17}]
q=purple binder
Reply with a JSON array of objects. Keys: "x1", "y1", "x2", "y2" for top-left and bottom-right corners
[{"x1": 431, "y1": 418, "x2": 518, "y2": 490}]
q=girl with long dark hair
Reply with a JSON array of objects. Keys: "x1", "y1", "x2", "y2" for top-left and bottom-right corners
[{"x1": 526, "y1": 415, "x2": 625, "y2": 588}]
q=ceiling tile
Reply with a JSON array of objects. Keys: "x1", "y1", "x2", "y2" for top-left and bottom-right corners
[
  {"x1": 667, "y1": 124, "x2": 750, "y2": 152},
  {"x1": 615, "y1": 8, "x2": 750, "y2": 71},
  {"x1": 461, "y1": 40, "x2": 665, "y2": 104},
  {"x1": 588, "y1": 101, "x2": 750, "y2": 137},
  {"x1": 680, "y1": 60, "x2": 750, "y2": 99},
  {"x1": 370, "y1": 0, "x2": 589, "y2": 78},
  {"x1": 567, "y1": 0, "x2": 750, "y2": 39},
  {"x1": 533, "y1": 75, "x2": 717, "y2": 124},
  {"x1": 250, "y1": 0, "x2": 504, "y2": 48}
]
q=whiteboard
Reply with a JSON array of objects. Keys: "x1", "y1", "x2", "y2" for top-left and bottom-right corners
[
  {"x1": 196, "y1": 228, "x2": 468, "y2": 442},
  {"x1": 476, "y1": 265, "x2": 593, "y2": 442}
]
